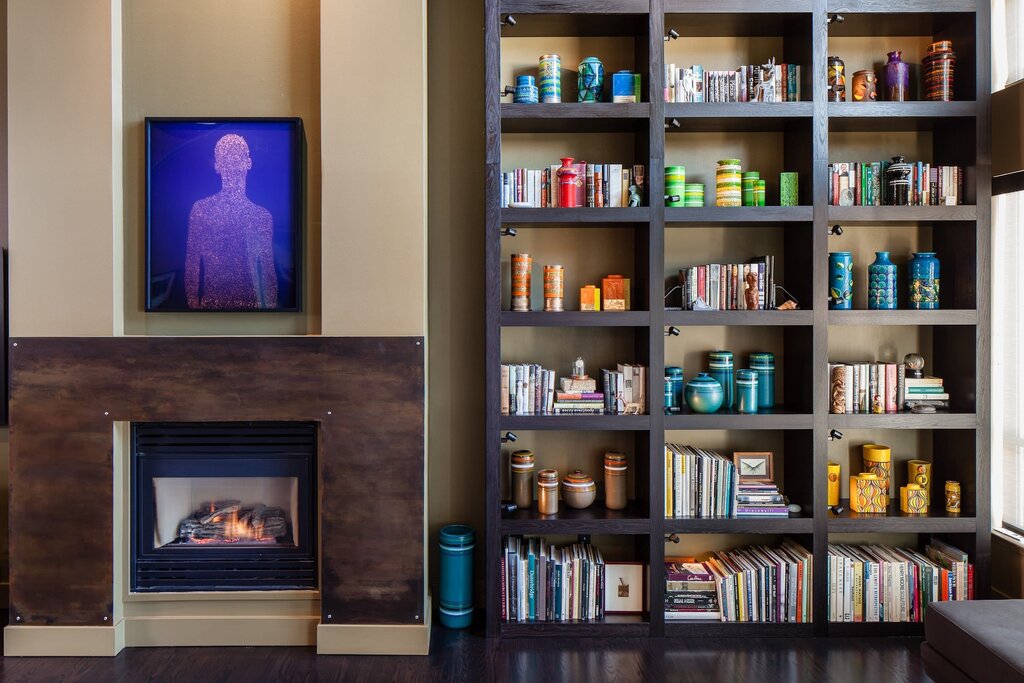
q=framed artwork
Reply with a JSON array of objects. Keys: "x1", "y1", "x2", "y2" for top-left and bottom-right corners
[
  {"x1": 146, "y1": 118, "x2": 304, "y2": 312},
  {"x1": 604, "y1": 562, "x2": 646, "y2": 614},
  {"x1": 733, "y1": 451, "x2": 774, "y2": 483}
]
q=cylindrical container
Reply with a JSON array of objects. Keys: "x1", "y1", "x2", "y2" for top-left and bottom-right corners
[
  {"x1": 543, "y1": 265, "x2": 564, "y2": 312},
  {"x1": 707, "y1": 350, "x2": 735, "y2": 409},
  {"x1": 439, "y1": 524, "x2": 474, "y2": 628},
  {"x1": 886, "y1": 155, "x2": 913, "y2": 206},
  {"x1": 863, "y1": 444, "x2": 893, "y2": 497},
  {"x1": 580, "y1": 284, "x2": 601, "y2": 311},
  {"x1": 665, "y1": 166, "x2": 686, "y2": 207},
  {"x1": 754, "y1": 179, "x2": 766, "y2": 207},
  {"x1": 716, "y1": 159, "x2": 742, "y2": 207},
  {"x1": 900, "y1": 484, "x2": 929, "y2": 514},
  {"x1": 736, "y1": 369, "x2": 759, "y2": 414},
  {"x1": 664, "y1": 377, "x2": 674, "y2": 413},
  {"x1": 944, "y1": 480, "x2": 961, "y2": 513},
  {"x1": 511, "y1": 253, "x2": 532, "y2": 312},
  {"x1": 684, "y1": 372, "x2": 724, "y2": 414},
  {"x1": 557, "y1": 156, "x2": 578, "y2": 208},
  {"x1": 828, "y1": 252, "x2": 853, "y2": 310},
  {"x1": 577, "y1": 56, "x2": 605, "y2": 103},
  {"x1": 827, "y1": 462, "x2": 841, "y2": 507},
  {"x1": 666, "y1": 366, "x2": 685, "y2": 412},
  {"x1": 827, "y1": 56, "x2": 846, "y2": 102},
  {"x1": 750, "y1": 352, "x2": 775, "y2": 408},
  {"x1": 536, "y1": 469, "x2": 559, "y2": 515},
  {"x1": 909, "y1": 251, "x2": 940, "y2": 310},
  {"x1": 539, "y1": 54, "x2": 561, "y2": 103},
  {"x1": 604, "y1": 451, "x2": 628, "y2": 510},
  {"x1": 561, "y1": 470, "x2": 597, "y2": 509},
  {"x1": 923, "y1": 41, "x2": 956, "y2": 102},
  {"x1": 780, "y1": 172, "x2": 799, "y2": 206},
  {"x1": 852, "y1": 70, "x2": 878, "y2": 102},
  {"x1": 868, "y1": 251, "x2": 898, "y2": 310},
  {"x1": 684, "y1": 183, "x2": 705, "y2": 207},
  {"x1": 907, "y1": 459, "x2": 932, "y2": 500},
  {"x1": 885, "y1": 50, "x2": 910, "y2": 101},
  {"x1": 742, "y1": 171, "x2": 760, "y2": 207},
  {"x1": 510, "y1": 450, "x2": 535, "y2": 509},
  {"x1": 612, "y1": 70, "x2": 636, "y2": 103},
  {"x1": 514, "y1": 75, "x2": 539, "y2": 104}
]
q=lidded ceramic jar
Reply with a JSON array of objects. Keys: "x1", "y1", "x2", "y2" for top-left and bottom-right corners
[
  {"x1": 510, "y1": 450, "x2": 535, "y2": 509},
  {"x1": 684, "y1": 373, "x2": 724, "y2": 414},
  {"x1": 536, "y1": 469, "x2": 560, "y2": 515},
  {"x1": 561, "y1": 469, "x2": 597, "y2": 510},
  {"x1": 604, "y1": 451, "x2": 628, "y2": 511}
]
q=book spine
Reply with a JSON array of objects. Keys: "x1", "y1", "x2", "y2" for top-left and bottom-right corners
[{"x1": 897, "y1": 364, "x2": 906, "y2": 412}]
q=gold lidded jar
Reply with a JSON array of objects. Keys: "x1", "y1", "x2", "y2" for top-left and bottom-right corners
[
  {"x1": 510, "y1": 450, "x2": 535, "y2": 510},
  {"x1": 604, "y1": 451, "x2": 628, "y2": 510},
  {"x1": 561, "y1": 469, "x2": 597, "y2": 510},
  {"x1": 536, "y1": 469, "x2": 560, "y2": 515}
]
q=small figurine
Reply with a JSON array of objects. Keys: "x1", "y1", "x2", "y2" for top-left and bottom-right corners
[
  {"x1": 681, "y1": 69, "x2": 698, "y2": 101},
  {"x1": 628, "y1": 184, "x2": 642, "y2": 207},
  {"x1": 752, "y1": 58, "x2": 777, "y2": 103},
  {"x1": 904, "y1": 353, "x2": 925, "y2": 379},
  {"x1": 572, "y1": 356, "x2": 587, "y2": 379},
  {"x1": 744, "y1": 271, "x2": 759, "y2": 309}
]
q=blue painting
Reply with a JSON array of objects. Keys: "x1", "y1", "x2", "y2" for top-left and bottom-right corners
[{"x1": 146, "y1": 118, "x2": 303, "y2": 312}]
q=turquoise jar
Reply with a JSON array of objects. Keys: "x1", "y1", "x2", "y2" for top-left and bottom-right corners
[
  {"x1": 577, "y1": 56, "x2": 605, "y2": 102},
  {"x1": 707, "y1": 351, "x2": 734, "y2": 409},
  {"x1": 908, "y1": 251, "x2": 940, "y2": 309},
  {"x1": 665, "y1": 366, "x2": 684, "y2": 412},
  {"x1": 685, "y1": 373, "x2": 724, "y2": 414},
  {"x1": 749, "y1": 352, "x2": 775, "y2": 408},
  {"x1": 868, "y1": 251, "x2": 898, "y2": 310},
  {"x1": 439, "y1": 525, "x2": 474, "y2": 629},
  {"x1": 829, "y1": 252, "x2": 853, "y2": 310},
  {"x1": 736, "y1": 369, "x2": 759, "y2": 414}
]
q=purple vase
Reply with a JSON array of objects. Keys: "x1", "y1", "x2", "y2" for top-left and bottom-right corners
[{"x1": 885, "y1": 50, "x2": 910, "y2": 101}]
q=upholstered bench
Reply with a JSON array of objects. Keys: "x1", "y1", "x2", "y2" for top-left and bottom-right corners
[{"x1": 921, "y1": 600, "x2": 1024, "y2": 682}]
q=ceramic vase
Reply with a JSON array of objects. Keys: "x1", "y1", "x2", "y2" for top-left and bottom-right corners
[
  {"x1": 665, "y1": 366, "x2": 684, "y2": 412},
  {"x1": 885, "y1": 50, "x2": 910, "y2": 101},
  {"x1": 886, "y1": 155, "x2": 913, "y2": 206},
  {"x1": 829, "y1": 252, "x2": 853, "y2": 310},
  {"x1": 868, "y1": 251, "x2": 898, "y2": 310},
  {"x1": 908, "y1": 251, "x2": 940, "y2": 309},
  {"x1": 577, "y1": 57, "x2": 605, "y2": 103},
  {"x1": 707, "y1": 351, "x2": 734, "y2": 409},
  {"x1": 923, "y1": 41, "x2": 956, "y2": 102},
  {"x1": 684, "y1": 373, "x2": 724, "y2": 414},
  {"x1": 557, "y1": 157, "x2": 578, "y2": 208},
  {"x1": 750, "y1": 352, "x2": 775, "y2": 408},
  {"x1": 513, "y1": 75, "x2": 539, "y2": 104},
  {"x1": 735, "y1": 369, "x2": 759, "y2": 414},
  {"x1": 827, "y1": 56, "x2": 846, "y2": 102}
]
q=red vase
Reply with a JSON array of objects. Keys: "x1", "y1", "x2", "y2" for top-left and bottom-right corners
[{"x1": 557, "y1": 157, "x2": 578, "y2": 208}]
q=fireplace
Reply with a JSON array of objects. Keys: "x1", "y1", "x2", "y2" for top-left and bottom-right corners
[{"x1": 131, "y1": 421, "x2": 318, "y2": 592}]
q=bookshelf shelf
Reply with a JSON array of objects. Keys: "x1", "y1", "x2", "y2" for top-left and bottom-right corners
[
  {"x1": 500, "y1": 311, "x2": 651, "y2": 327},
  {"x1": 827, "y1": 310, "x2": 978, "y2": 326},
  {"x1": 664, "y1": 310, "x2": 813, "y2": 326},
  {"x1": 486, "y1": 0, "x2": 990, "y2": 639},
  {"x1": 828, "y1": 501, "x2": 976, "y2": 533}
]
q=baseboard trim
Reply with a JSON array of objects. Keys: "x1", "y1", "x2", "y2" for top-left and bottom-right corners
[
  {"x1": 4, "y1": 620, "x2": 125, "y2": 657},
  {"x1": 125, "y1": 615, "x2": 319, "y2": 647},
  {"x1": 317, "y1": 609, "x2": 431, "y2": 655}
]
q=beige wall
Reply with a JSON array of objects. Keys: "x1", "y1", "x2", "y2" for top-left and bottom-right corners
[{"x1": 121, "y1": 0, "x2": 322, "y2": 336}]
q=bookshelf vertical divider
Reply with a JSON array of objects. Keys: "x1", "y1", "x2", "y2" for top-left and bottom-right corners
[{"x1": 484, "y1": 0, "x2": 990, "y2": 639}]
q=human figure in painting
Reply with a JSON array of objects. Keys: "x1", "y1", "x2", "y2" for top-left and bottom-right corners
[{"x1": 185, "y1": 134, "x2": 277, "y2": 309}]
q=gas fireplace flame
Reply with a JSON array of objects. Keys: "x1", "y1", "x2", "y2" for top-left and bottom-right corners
[{"x1": 177, "y1": 500, "x2": 290, "y2": 545}]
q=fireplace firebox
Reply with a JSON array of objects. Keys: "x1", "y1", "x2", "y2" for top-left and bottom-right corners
[{"x1": 131, "y1": 422, "x2": 318, "y2": 592}]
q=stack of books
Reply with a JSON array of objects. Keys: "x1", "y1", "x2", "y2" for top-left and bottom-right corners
[
  {"x1": 827, "y1": 539, "x2": 972, "y2": 623},
  {"x1": 501, "y1": 536, "x2": 606, "y2": 623},
  {"x1": 601, "y1": 364, "x2": 647, "y2": 415},
  {"x1": 499, "y1": 163, "x2": 646, "y2": 209},
  {"x1": 665, "y1": 63, "x2": 801, "y2": 103},
  {"x1": 705, "y1": 540, "x2": 813, "y2": 623},
  {"x1": 676, "y1": 256, "x2": 776, "y2": 310},
  {"x1": 664, "y1": 560, "x2": 722, "y2": 620},
  {"x1": 664, "y1": 444, "x2": 736, "y2": 518},
  {"x1": 735, "y1": 482, "x2": 788, "y2": 517},
  {"x1": 554, "y1": 372, "x2": 602, "y2": 415},
  {"x1": 828, "y1": 161, "x2": 964, "y2": 206},
  {"x1": 903, "y1": 375, "x2": 949, "y2": 410}
]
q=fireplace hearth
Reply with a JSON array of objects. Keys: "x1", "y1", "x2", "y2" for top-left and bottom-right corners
[{"x1": 131, "y1": 422, "x2": 318, "y2": 592}]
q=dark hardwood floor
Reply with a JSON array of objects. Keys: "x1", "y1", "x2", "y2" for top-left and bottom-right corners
[{"x1": 0, "y1": 614, "x2": 932, "y2": 683}]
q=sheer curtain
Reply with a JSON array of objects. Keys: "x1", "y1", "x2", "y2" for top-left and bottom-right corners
[{"x1": 992, "y1": 0, "x2": 1024, "y2": 534}]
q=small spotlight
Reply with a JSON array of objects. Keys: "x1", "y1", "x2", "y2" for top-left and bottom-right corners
[
  {"x1": 501, "y1": 431, "x2": 518, "y2": 443},
  {"x1": 664, "y1": 28, "x2": 680, "y2": 41},
  {"x1": 665, "y1": 194, "x2": 681, "y2": 203},
  {"x1": 501, "y1": 85, "x2": 515, "y2": 97},
  {"x1": 829, "y1": 224, "x2": 844, "y2": 236},
  {"x1": 665, "y1": 326, "x2": 681, "y2": 337},
  {"x1": 665, "y1": 533, "x2": 681, "y2": 543},
  {"x1": 502, "y1": 14, "x2": 516, "y2": 27},
  {"x1": 828, "y1": 429, "x2": 844, "y2": 441},
  {"x1": 501, "y1": 227, "x2": 518, "y2": 237},
  {"x1": 828, "y1": 13, "x2": 845, "y2": 24}
]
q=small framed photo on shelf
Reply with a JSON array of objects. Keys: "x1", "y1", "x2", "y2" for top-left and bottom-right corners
[
  {"x1": 603, "y1": 562, "x2": 646, "y2": 615},
  {"x1": 145, "y1": 117, "x2": 304, "y2": 312},
  {"x1": 734, "y1": 452, "x2": 774, "y2": 483}
]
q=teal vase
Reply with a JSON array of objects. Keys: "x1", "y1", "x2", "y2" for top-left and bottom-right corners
[
  {"x1": 868, "y1": 251, "x2": 898, "y2": 310},
  {"x1": 577, "y1": 57, "x2": 605, "y2": 103},
  {"x1": 909, "y1": 252, "x2": 940, "y2": 309},
  {"x1": 685, "y1": 373, "x2": 724, "y2": 414}
]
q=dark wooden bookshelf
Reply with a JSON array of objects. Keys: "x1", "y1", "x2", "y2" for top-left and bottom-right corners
[{"x1": 485, "y1": 0, "x2": 990, "y2": 639}]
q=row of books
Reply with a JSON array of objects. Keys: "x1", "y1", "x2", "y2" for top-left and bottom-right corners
[
  {"x1": 664, "y1": 63, "x2": 802, "y2": 103},
  {"x1": 499, "y1": 163, "x2": 646, "y2": 209},
  {"x1": 676, "y1": 256, "x2": 777, "y2": 311},
  {"x1": 702, "y1": 540, "x2": 814, "y2": 623},
  {"x1": 664, "y1": 560, "x2": 721, "y2": 620},
  {"x1": 499, "y1": 363, "x2": 648, "y2": 415},
  {"x1": 735, "y1": 481, "x2": 788, "y2": 517},
  {"x1": 828, "y1": 162, "x2": 964, "y2": 207},
  {"x1": 828, "y1": 362, "x2": 948, "y2": 413},
  {"x1": 663, "y1": 445, "x2": 736, "y2": 518},
  {"x1": 501, "y1": 537, "x2": 605, "y2": 623},
  {"x1": 827, "y1": 539, "x2": 972, "y2": 623}
]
